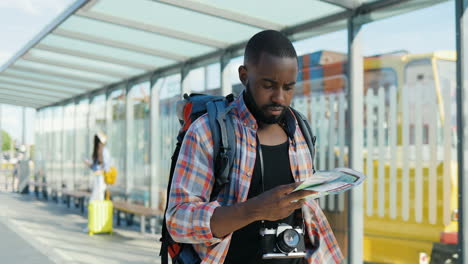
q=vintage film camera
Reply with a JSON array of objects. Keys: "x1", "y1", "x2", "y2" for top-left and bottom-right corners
[{"x1": 260, "y1": 223, "x2": 307, "y2": 259}]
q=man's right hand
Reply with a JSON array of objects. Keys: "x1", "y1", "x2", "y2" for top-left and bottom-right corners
[
  {"x1": 246, "y1": 182, "x2": 316, "y2": 221},
  {"x1": 211, "y1": 181, "x2": 315, "y2": 238}
]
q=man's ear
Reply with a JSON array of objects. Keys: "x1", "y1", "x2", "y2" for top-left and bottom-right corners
[{"x1": 238, "y1": 65, "x2": 248, "y2": 86}]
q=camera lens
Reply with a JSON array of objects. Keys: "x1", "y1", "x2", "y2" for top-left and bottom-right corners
[{"x1": 277, "y1": 229, "x2": 300, "y2": 253}]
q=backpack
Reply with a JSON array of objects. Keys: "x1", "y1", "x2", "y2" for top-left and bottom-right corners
[{"x1": 159, "y1": 93, "x2": 316, "y2": 264}]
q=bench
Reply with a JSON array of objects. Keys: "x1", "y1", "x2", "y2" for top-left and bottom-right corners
[
  {"x1": 50, "y1": 186, "x2": 62, "y2": 203},
  {"x1": 113, "y1": 200, "x2": 162, "y2": 234},
  {"x1": 62, "y1": 190, "x2": 91, "y2": 214},
  {"x1": 29, "y1": 181, "x2": 49, "y2": 200}
]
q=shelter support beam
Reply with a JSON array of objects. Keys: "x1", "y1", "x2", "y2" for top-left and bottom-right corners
[
  {"x1": 347, "y1": 15, "x2": 364, "y2": 264},
  {"x1": 456, "y1": 0, "x2": 468, "y2": 263},
  {"x1": 150, "y1": 74, "x2": 161, "y2": 210}
]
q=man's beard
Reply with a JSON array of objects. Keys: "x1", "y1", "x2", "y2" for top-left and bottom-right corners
[{"x1": 243, "y1": 83, "x2": 288, "y2": 124}]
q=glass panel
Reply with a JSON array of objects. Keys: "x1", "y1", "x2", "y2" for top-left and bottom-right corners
[
  {"x1": 128, "y1": 82, "x2": 150, "y2": 205},
  {"x1": 41, "y1": 35, "x2": 175, "y2": 68},
  {"x1": 108, "y1": 88, "x2": 126, "y2": 191},
  {"x1": 92, "y1": 0, "x2": 261, "y2": 43},
  {"x1": 289, "y1": 29, "x2": 349, "y2": 258},
  {"x1": 51, "y1": 106, "x2": 63, "y2": 190},
  {"x1": 43, "y1": 108, "x2": 53, "y2": 188},
  {"x1": 159, "y1": 74, "x2": 181, "y2": 100},
  {"x1": 60, "y1": 16, "x2": 215, "y2": 57},
  {"x1": 27, "y1": 49, "x2": 144, "y2": 76},
  {"x1": 14, "y1": 59, "x2": 119, "y2": 83},
  {"x1": 35, "y1": 110, "x2": 46, "y2": 186},
  {"x1": 156, "y1": 74, "x2": 181, "y2": 207},
  {"x1": 3, "y1": 69, "x2": 98, "y2": 90},
  {"x1": 186, "y1": 67, "x2": 204, "y2": 93},
  {"x1": 185, "y1": 64, "x2": 221, "y2": 95},
  {"x1": 75, "y1": 99, "x2": 90, "y2": 190},
  {"x1": 191, "y1": 0, "x2": 343, "y2": 26},
  {"x1": 230, "y1": 56, "x2": 244, "y2": 96},
  {"x1": 206, "y1": 63, "x2": 220, "y2": 90},
  {"x1": 361, "y1": 2, "x2": 456, "y2": 262},
  {"x1": 63, "y1": 103, "x2": 75, "y2": 190}
]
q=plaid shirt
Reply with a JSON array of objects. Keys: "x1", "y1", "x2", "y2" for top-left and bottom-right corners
[{"x1": 166, "y1": 92, "x2": 344, "y2": 263}]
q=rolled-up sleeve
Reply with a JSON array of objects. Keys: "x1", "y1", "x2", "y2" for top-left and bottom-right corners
[{"x1": 165, "y1": 117, "x2": 223, "y2": 245}]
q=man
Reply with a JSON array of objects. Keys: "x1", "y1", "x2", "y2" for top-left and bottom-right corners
[{"x1": 166, "y1": 30, "x2": 344, "y2": 263}]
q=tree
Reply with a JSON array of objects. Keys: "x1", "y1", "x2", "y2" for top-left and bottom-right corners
[{"x1": 1, "y1": 130, "x2": 12, "y2": 152}]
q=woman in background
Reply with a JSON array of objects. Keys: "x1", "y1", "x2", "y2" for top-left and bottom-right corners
[{"x1": 88, "y1": 131, "x2": 111, "y2": 201}]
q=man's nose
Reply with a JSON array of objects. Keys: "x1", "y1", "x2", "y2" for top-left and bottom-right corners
[{"x1": 271, "y1": 88, "x2": 286, "y2": 105}]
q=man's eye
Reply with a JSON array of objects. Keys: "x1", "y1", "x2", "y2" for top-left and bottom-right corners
[{"x1": 263, "y1": 85, "x2": 274, "y2": 89}]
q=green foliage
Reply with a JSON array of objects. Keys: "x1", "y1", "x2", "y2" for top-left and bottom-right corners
[{"x1": 1, "y1": 130, "x2": 11, "y2": 151}]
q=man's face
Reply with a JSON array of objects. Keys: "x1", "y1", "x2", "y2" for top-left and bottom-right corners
[{"x1": 239, "y1": 52, "x2": 298, "y2": 124}]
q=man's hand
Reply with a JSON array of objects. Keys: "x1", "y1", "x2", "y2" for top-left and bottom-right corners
[
  {"x1": 247, "y1": 182, "x2": 316, "y2": 221},
  {"x1": 211, "y1": 182, "x2": 315, "y2": 238}
]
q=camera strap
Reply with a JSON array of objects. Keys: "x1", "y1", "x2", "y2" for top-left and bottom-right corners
[{"x1": 256, "y1": 136, "x2": 266, "y2": 227}]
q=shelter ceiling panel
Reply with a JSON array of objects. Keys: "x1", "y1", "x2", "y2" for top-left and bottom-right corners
[
  {"x1": 188, "y1": 0, "x2": 345, "y2": 26},
  {"x1": 0, "y1": 83, "x2": 70, "y2": 98},
  {"x1": 13, "y1": 59, "x2": 121, "y2": 83},
  {"x1": 0, "y1": 98, "x2": 43, "y2": 108},
  {"x1": 25, "y1": 49, "x2": 144, "y2": 77},
  {"x1": 40, "y1": 34, "x2": 175, "y2": 68},
  {"x1": 90, "y1": 0, "x2": 262, "y2": 43},
  {"x1": 0, "y1": 88, "x2": 60, "y2": 102},
  {"x1": 0, "y1": 93, "x2": 52, "y2": 105},
  {"x1": 2, "y1": 69, "x2": 98, "y2": 91},
  {"x1": 0, "y1": 76, "x2": 85, "y2": 96},
  {"x1": 56, "y1": 16, "x2": 215, "y2": 59}
]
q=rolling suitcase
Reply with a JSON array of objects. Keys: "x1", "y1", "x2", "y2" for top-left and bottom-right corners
[{"x1": 88, "y1": 200, "x2": 113, "y2": 235}]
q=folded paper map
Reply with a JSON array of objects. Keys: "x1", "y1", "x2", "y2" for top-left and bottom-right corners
[{"x1": 292, "y1": 167, "x2": 366, "y2": 199}]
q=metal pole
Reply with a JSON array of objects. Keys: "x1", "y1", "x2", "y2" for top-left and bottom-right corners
[
  {"x1": 125, "y1": 82, "x2": 133, "y2": 195},
  {"x1": 347, "y1": 14, "x2": 364, "y2": 264},
  {"x1": 456, "y1": 0, "x2": 468, "y2": 262},
  {"x1": 22, "y1": 107, "x2": 26, "y2": 145},
  {"x1": 149, "y1": 74, "x2": 160, "y2": 211}
]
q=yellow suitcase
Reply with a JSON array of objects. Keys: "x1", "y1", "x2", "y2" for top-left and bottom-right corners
[{"x1": 88, "y1": 200, "x2": 113, "y2": 235}]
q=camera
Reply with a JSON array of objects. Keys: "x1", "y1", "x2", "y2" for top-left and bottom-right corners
[{"x1": 259, "y1": 223, "x2": 307, "y2": 259}]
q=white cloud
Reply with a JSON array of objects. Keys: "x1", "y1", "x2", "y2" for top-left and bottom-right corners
[{"x1": 0, "y1": 51, "x2": 12, "y2": 66}]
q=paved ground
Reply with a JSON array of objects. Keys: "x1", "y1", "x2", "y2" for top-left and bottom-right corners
[{"x1": 0, "y1": 191, "x2": 161, "y2": 264}]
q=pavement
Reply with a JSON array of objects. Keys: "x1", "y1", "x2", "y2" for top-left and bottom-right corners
[{"x1": 0, "y1": 191, "x2": 161, "y2": 264}]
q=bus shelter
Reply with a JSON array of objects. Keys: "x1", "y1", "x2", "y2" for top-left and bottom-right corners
[{"x1": 0, "y1": 0, "x2": 467, "y2": 263}]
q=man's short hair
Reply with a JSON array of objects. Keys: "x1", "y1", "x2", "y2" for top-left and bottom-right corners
[{"x1": 244, "y1": 30, "x2": 297, "y2": 66}]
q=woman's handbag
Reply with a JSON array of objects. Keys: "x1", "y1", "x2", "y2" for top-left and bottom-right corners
[{"x1": 103, "y1": 167, "x2": 118, "y2": 185}]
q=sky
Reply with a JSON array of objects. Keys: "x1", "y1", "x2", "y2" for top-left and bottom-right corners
[
  {"x1": 0, "y1": 0, "x2": 457, "y2": 145},
  {"x1": 0, "y1": 0, "x2": 74, "y2": 145}
]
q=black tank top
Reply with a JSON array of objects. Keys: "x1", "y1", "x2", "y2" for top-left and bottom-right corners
[{"x1": 224, "y1": 141, "x2": 304, "y2": 264}]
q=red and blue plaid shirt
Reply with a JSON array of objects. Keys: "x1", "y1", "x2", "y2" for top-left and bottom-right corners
[{"x1": 166, "y1": 92, "x2": 344, "y2": 263}]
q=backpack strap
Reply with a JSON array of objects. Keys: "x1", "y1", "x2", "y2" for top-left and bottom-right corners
[
  {"x1": 206, "y1": 97, "x2": 236, "y2": 201},
  {"x1": 290, "y1": 107, "x2": 317, "y2": 173}
]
